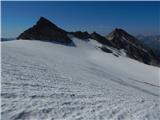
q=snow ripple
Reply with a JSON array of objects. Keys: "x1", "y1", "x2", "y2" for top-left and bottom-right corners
[{"x1": 1, "y1": 40, "x2": 160, "y2": 120}]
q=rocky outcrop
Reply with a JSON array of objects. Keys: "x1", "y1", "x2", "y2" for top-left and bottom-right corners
[
  {"x1": 17, "y1": 17, "x2": 72, "y2": 44},
  {"x1": 106, "y1": 28, "x2": 160, "y2": 65},
  {"x1": 91, "y1": 32, "x2": 114, "y2": 47},
  {"x1": 70, "y1": 31, "x2": 91, "y2": 40}
]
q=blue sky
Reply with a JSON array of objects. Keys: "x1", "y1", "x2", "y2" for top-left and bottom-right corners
[{"x1": 2, "y1": 1, "x2": 160, "y2": 38}]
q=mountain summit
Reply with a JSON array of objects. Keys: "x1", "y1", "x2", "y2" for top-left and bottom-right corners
[
  {"x1": 106, "y1": 28, "x2": 142, "y2": 46},
  {"x1": 105, "y1": 28, "x2": 160, "y2": 65},
  {"x1": 17, "y1": 17, "x2": 72, "y2": 44}
]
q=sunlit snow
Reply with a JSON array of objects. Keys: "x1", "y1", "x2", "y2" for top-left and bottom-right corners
[{"x1": 1, "y1": 38, "x2": 160, "y2": 120}]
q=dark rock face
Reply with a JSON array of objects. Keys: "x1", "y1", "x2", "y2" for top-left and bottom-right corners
[
  {"x1": 106, "y1": 28, "x2": 160, "y2": 66},
  {"x1": 17, "y1": 17, "x2": 72, "y2": 44},
  {"x1": 91, "y1": 32, "x2": 114, "y2": 47},
  {"x1": 70, "y1": 31, "x2": 91, "y2": 40},
  {"x1": 106, "y1": 29, "x2": 143, "y2": 49},
  {"x1": 100, "y1": 46, "x2": 113, "y2": 53}
]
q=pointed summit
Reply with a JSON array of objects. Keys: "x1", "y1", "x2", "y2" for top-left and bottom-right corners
[
  {"x1": 114, "y1": 28, "x2": 126, "y2": 33},
  {"x1": 106, "y1": 28, "x2": 128, "y2": 40},
  {"x1": 37, "y1": 16, "x2": 50, "y2": 23},
  {"x1": 37, "y1": 17, "x2": 54, "y2": 25},
  {"x1": 17, "y1": 17, "x2": 72, "y2": 44},
  {"x1": 106, "y1": 28, "x2": 142, "y2": 46},
  {"x1": 38, "y1": 16, "x2": 48, "y2": 22},
  {"x1": 36, "y1": 17, "x2": 60, "y2": 30}
]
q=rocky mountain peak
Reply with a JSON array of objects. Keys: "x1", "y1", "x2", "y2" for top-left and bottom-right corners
[
  {"x1": 114, "y1": 28, "x2": 126, "y2": 32},
  {"x1": 107, "y1": 28, "x2": 142, "y2": 46},
  {"x1": 36, "y1": 17, "x2": 66, "y2": 32},
  {"x1": 105, "y1": 28, "x2": 160, "y2": 65},
  {"x1": 37, "y1": 17, "x2": 52, "y2": 24},
  {"x1": 107, "y1": 28, "x2": 128, "y2": 40},
  {"x1": 17, "y1": 17, "x2": 71, "y2": 44}
]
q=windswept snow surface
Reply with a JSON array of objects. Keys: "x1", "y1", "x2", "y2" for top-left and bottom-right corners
[{"x1": 1, "y1": 38, "x2": 160, "y2": 120}]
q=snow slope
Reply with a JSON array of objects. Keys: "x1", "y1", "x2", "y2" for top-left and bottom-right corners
[{"x1": 1, "y1": 38, "x2": 160, "y2": 120}]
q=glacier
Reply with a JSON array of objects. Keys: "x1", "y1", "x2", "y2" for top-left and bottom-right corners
[{"x1": 1, "y1": 38, "x2": 160, "y2": 120}]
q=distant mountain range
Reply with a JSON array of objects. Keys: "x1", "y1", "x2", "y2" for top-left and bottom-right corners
[
  {"x1": 137, "y1": 35, "x2": 160, "y2": 58},
  {"x1": 17, "y1": 17, "x2": 160, "y2": 66}
]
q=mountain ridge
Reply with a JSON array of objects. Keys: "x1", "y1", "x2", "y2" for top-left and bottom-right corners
[{"x1": 17, "y1": 17, "x2": 160, "y2": 66}]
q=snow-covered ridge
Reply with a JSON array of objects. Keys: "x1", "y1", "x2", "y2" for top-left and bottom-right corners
[
  {"x1": 2, "y1": 39, "x2": 160, "y2": 120},
  {"x1": 17, "y1": 17, "x2": 160, "y2": 66}
]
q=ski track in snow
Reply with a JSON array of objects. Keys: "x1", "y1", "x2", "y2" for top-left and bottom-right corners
[{"x1": 1, "y1": 39, "x2": 160, "y2": 120}]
